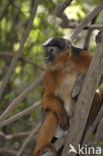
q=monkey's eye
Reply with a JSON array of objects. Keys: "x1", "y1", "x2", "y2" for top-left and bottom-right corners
[
  {"x1": 49, "y1": 47, "x2": 57, "y2": 55},
  {"x1": 46, "y1": 46, "x2": 60, "y2": 56}
]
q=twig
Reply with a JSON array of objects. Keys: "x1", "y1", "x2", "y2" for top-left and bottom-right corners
[
  {"x1": 0, "y1": 51, "x2": 45, "y2": 70},
  {"x1": 86, "y1": 117, "x2": 103, "y2": 156},
  {"x1": 0, "y1": 0, "x2": 14, "y2": 22},
  {"x1": 84, "y1": 29, "x2": 93, "y2": 50},
  {"x1": 0, "y1": 100, "x2": 41, "y2": 128},
  {"x1": 83, "y1": 105, "x2": 103, "y2": 146},
  {"x1": 55, "y1": 0, "x2": 73, "y2": 27},
  {"x1": 68, "y1": 1, "x2": 103, "y2": 42},
  {"x1": 62, "y1": 31, "x2": 103, "y2": 156},
  {"x1": 17, "y1": 123, "x2": 41, "y2": 156},
  {"x1": 0, "y1": 131, "x2": 30, "y2": 140},
  {"x1": 62, "y1": 23, "x2": 103, "y2": 30},
  {"x1": 0, "y1": 148, "x2": 17, "y2": 156},
  {"x1": 55, "y1": 0, "x2": 73, "y2": 15},
  {"x1": 0, "y1": 0, "x2": 40, "y2": 99},
  {"x1": 84, "y1": 16, "x2": 98, "y2": 50},
  {"x1": 0, "y1": 73, "x2": 44, "y2": 123}
]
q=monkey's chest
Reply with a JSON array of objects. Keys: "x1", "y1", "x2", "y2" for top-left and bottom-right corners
[{"x1": 55, "y1": 73, "x2": 76, "y2": 116}]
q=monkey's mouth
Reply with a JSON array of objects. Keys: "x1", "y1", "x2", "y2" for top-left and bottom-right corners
[
  {"x1": 45, "y1": 59, "x2": 52, "y2": 66},
  {"x1": 45, "y1": 55, "x2": 54, "y2": 63}
]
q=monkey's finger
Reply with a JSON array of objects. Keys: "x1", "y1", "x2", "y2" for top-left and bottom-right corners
[
  {"x1": 58, "y1": 116, "x2": 65, "y2": 129},
  {"x1": 58, "y1": 114, "x2": 69, "y2": 130},
  {"x1": 62, "y1": 115, "x2": 69, "y2": 130}
]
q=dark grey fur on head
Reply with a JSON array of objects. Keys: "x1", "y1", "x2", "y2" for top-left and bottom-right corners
[
  {"x1": 43, "y1": 37, "x2": 71, "y2": 51},
  {"x1": 42, "y1": 37, "x2": 85, "y2": 65}
]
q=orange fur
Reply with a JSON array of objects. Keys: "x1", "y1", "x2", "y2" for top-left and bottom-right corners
[
  {"x1": 34, "y1": 49, "x2": 102, "y2": 156},
  {"x1": 34, "y1": 112, "x2": 57, "y2": 156}
]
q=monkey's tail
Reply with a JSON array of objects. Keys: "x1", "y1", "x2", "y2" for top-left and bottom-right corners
[{"x1": 34, "y1": 112, "x2": 58, "y2": 156}]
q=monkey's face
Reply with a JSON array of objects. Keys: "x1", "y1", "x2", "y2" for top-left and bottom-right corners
[
  {"x1": 43, "y1": 46, "x2": 61, "y2": 66},
  {"x1": 42, "y1": 37, "x2": 71, "y2": 66}
]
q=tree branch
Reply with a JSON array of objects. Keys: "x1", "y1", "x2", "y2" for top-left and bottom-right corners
[
  {"x1": 0, "y1": 131, "x2": 30, "y2": 140},
  {"x1": 0, "y1": 73, "x2": 44, "y2": 123},
  {"x1": 0, "y1": 100, "x2": 41, "y2": 128},
  {"x1": 0, "y1": 51, "x2": 45, "y2": 70},
  {"x1": 83, "y1": 16, "x2": 98, "y2": 50},
  {"x1": 17, "y1": 123, "x2": 41, "y2": 156},
  {"x1": 0, "y1": 0, "x2": 40, "y2": 99},
  {"x1": 0, "y1": 148, "x2": 17, "y2": 156},
  {"x1": 0, "y1": 0, "x2": 14, "y2": 22},
  {"x1": 83, "y1": 104, "x2": 103, "y2": 146},
  {"x1": 68, "y1": 1, "x2": 103, "y2": 42},
  {"x1": 62, "y1": 23, "x2": 103, "y2": 30},
  {"x1": 55, "y1": 0, "x2": 73, "y2": 27},
  {"x1": 62, "y1": 30, "x2": 103, "y2": 156}
]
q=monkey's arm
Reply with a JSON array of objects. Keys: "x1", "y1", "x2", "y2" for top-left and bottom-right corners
[
  {"x1": 72, "y1": 71, "x2": 86, "y2": 100},
  {"x1": 42, "y1": 94, "x2": 69, "y2": 130}
]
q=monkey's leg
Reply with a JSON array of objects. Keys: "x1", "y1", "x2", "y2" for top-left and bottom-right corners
[{"x1": 34, "y1": 112, "x2": 58, "y2": 156}]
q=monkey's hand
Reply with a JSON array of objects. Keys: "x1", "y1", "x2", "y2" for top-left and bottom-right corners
[
  {"x1": 72, "y1": 71, "x2": 86, "y2": 100},
  {"x1": 42, "y1": 94, "x2": 69, "y2": 130},
  {"x1": 53, "y1": 105, "x2": 69, "y2": 131}
]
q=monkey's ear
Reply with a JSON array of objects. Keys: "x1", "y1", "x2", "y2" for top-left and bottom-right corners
[{"x1": 71, "y1": 46, "x2": 85, "y2": 56}]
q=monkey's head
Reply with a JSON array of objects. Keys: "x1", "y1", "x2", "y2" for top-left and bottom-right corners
[
  {"x1": 43, "y1": 37, "x2": 85, "y2": 66},
  {"x1": 42, "y1": 37, "x2": 71, "y2": 66}
]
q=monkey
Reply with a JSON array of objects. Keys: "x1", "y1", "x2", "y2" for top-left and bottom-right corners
[{"x1": 34, "y1": 37, "x2": 103, "y2": 156}]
